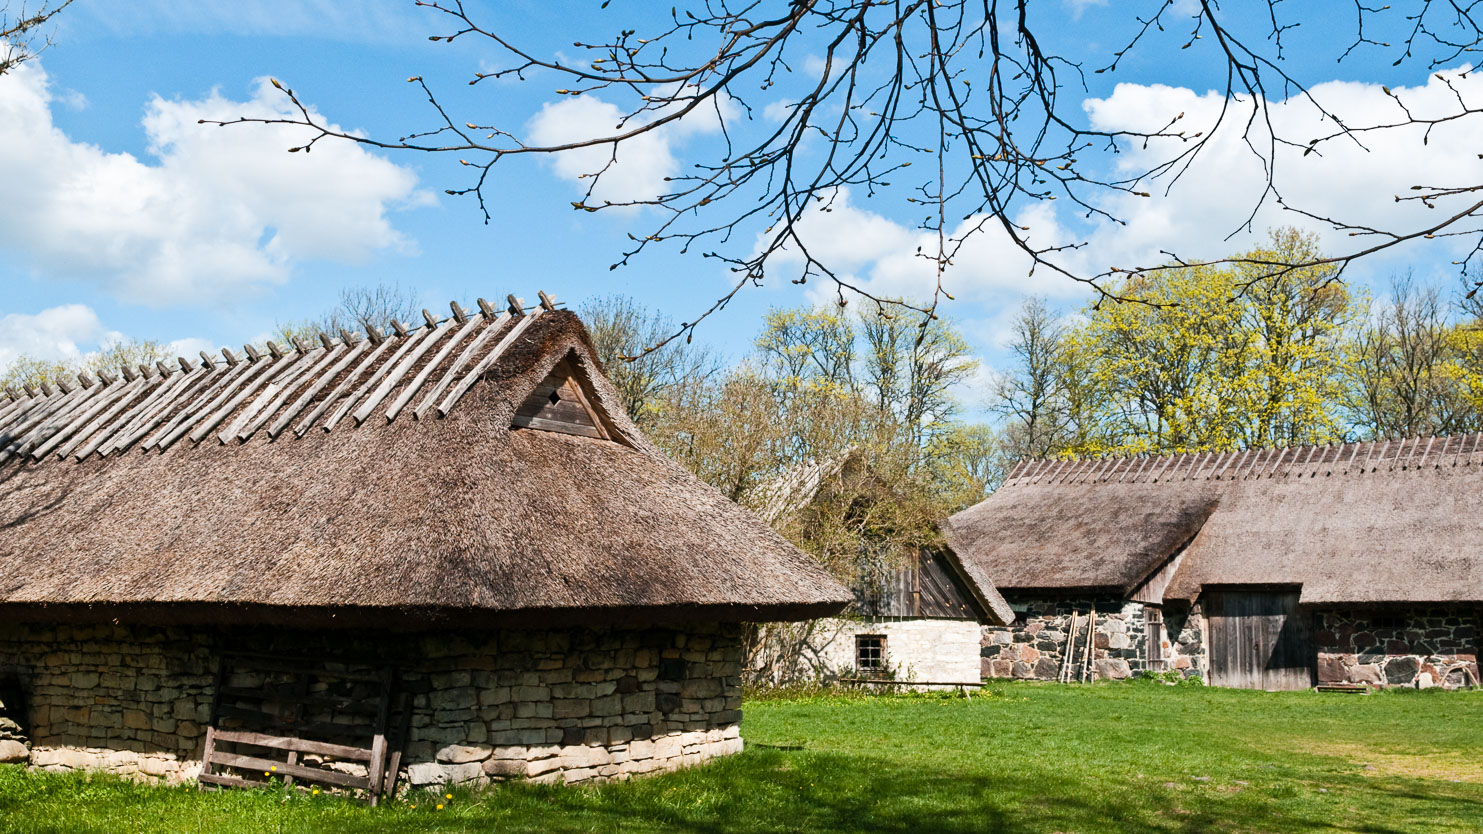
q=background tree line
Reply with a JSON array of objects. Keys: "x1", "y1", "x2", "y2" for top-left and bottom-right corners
[{"x1": 993, "y1": 228, "x2": 1483, "y2": 460}]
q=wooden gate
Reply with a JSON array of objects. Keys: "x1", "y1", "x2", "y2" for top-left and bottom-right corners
[
  {"x1": 1205, "y1": 589, "x2": 1315, "y2": 691},
  {"x1": 199, "y1": 652, "x2": 410, "y2": 804}
]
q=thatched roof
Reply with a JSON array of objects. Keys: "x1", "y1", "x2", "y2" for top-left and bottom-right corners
[
  {"x1": 0, "y1": 296, "x2": 850, "y2": 627},
  {"x1": 943, "y1": 437, "x2": 1483, "y2": 606}
]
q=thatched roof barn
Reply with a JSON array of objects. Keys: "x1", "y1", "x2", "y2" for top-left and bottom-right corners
[
  {"x1": 945, "y1": 440, "x2": 1483, "y2": 690},
  {"x1": 0, "y1": 294, "x2": 849, "y2": 791},
  {"x1": 743, "y1": 448, "x2": 1002, "y2": 687}
]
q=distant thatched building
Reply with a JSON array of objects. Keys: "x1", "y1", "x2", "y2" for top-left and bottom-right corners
[
  {"x1": 944, "y1": 440, "x2": 1483, "y2": 690},
  {"x1": 746, "y1": 449, "x2": 1008, "y2": 686},
  {"x1": 0, "y1": 294, "x2": 848, "y2": 795}
]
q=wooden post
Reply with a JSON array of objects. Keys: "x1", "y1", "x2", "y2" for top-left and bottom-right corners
[
  {"x1": 1082, "y1": 606, "x2": 1097, "y2": 683},
  {"x1": 1059, "y1": 612, "x2": 1079, "y2": 684},
  {"x1": 198, "y1": 655, "x2": 228, "y2": 792},
  {"x1": 366, "y1": 666, "x2": 394, "y2": 806},
  {"x1": 382, "y1": 691, "x2": 412, "y2": 798}
]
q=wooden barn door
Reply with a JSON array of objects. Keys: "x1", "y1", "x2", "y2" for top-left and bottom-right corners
[{"x1": 1205, "y1": 590, "x2": 1315, "y2": 690}]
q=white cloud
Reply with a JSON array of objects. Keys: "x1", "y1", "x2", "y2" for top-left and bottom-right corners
[
  {"x1": 757, "y1": 68, "x2": 1483, "y2": 322},
  {"x1": 0, "y1": 62, "x2": 428, "y2": 305},
  {"x1": 0, "y1": 305, "x2": 220, "y2": 378},
  {"x1": 164, "y1": 337, "x2": 218, "y2": 361},
  {"x1": 526, "y1": 89, "x2": 736, "y2": 209},
  {"x1": 1075, "y1": 67, "x2": 1483, "y2": 274},
  {"x1": 762, "y1": 188, "x2": 1088, "y2": 309},
  {"x1": 0, "y1": 305, "x2": 113, "y2": 377}
]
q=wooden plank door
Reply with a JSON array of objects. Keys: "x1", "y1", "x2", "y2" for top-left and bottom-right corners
[{"x1": 1205, "y1": 590, "x2": 1315, "y2": 691}]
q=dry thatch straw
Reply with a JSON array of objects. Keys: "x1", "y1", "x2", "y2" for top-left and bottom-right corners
[
  {"x1": 943, "y1": 438, "x2": 1483, "y2": 606},
  {"x1": 0, "y1": 298, "x2": 851, "y2": 628}
]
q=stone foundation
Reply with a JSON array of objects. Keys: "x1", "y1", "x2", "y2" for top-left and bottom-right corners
[
  {"x1": 1315, "y1": 608, "x2": 1478, "y2": 689},
  {"x1": 0, "y1": 622, "x2": 745, "y2": 788},
  {"x1": 981, "y1": 595, "x2": 1206, "y2": 682}
]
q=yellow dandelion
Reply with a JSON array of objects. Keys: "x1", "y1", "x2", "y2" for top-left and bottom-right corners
[
  {"x1": 263, "y1": 771, "x2": 270, "y2": 777},
  {"x1": 410, "y1": 805, "x2": 417, "y2": 810},
  {"x1": 445, "y1": 793, "x2": 453, "y2": 800},
  {"x1": 311, "y1": 789, "x2": 320, "y2": 796},
  {"x1": 270, "y1": 766, "x2": 277, "y2": 772},
  {"x1": 436, "y1": 804, "x2": 444, "y2": 811}
]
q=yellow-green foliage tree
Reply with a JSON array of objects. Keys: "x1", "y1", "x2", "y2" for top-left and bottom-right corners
[
  {"x1": 0, "y1": 339, "x2": 169, "y2": 395},
  {"x1": 1065, "y1": 228, "x2": 1359, "y2": 454}
]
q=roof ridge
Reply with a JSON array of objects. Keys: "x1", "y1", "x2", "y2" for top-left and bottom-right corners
[
  {"x1": 1001, "y1": 433, "x2": 1483, "y2": 489},
  {"x1": 0, "y1": 292, "x2": 568, "y2": 467}
]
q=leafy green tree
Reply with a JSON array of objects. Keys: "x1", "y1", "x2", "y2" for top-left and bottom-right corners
[{"x1": 1066, "y1": 229, "x2": 1359, "y2": 454}]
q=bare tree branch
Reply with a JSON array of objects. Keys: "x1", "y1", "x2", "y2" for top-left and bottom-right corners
[
  {"x1": 205, "y1": 1, "x2": 1483, "y2": 353},
  {"x1": 0, "y1": 0, "x2": 72, "y2": 76}
]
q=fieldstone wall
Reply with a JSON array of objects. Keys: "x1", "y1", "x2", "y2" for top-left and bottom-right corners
[
  {"x1": 0, "y1": 624, "x2": 214, "y2": 780},
  {"x1": 1160, "y1": 603, "x2": 1207, "y2": 679},
  {"x1": 1315, "y1": 608, "x2": 1478, "y2": 689},
  {"x1": 394, "y1": 624, "x2": 743, "y2": 787},
  {"x1": 980, "y1": 595, "x2": 1206, "y2": 681},
  {"x1": 0, "y1": 621, "x2": 745, "y2": 788}
]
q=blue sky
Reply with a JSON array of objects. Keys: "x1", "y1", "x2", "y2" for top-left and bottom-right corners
[{"x1": 3, "y1": 1, "x2": 1480, "y2": 408}]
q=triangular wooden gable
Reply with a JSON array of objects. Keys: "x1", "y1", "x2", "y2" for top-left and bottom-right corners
[{"x1": 511, "y1": 356, "x2": 615, "y2": 441}]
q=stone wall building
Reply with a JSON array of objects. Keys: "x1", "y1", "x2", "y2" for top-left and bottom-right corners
[
  {"x1": 0, "y1": 294, "x2": 849, "y2": 795},
  {"x1": 944, "y1": 440, "x2": 1483, "y2": 690}
]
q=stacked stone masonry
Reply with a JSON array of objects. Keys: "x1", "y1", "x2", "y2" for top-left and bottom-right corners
[
  {"x1": 1315, "y1": 608, "x2": 1479, "y2": 689},
  {"x1": 0, "y1": 622, "x2": 745, "y2": 788},
  {"x1": 980, "y1": 595, "x2": 1206, "y2": 682}
]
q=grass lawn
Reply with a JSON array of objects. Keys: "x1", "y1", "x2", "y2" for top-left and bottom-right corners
[{"x1": 2, "y1": 681, "x2": 1481, "y2": 833}]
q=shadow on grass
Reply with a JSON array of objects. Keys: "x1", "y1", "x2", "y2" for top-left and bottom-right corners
[
  {"x1": 241, "y1": 751, "x2": 1483, "y2": 834},
  {"x1": 3, "y1": 747, "x2": 1480, "y2": 834}
]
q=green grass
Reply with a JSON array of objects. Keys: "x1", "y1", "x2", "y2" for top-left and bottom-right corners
[{"x1": 2, "y1": 682, "x2": 1481, "y2": 833}]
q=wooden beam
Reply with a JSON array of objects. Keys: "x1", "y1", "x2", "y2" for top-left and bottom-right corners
[
  {"x1": 383, "y1": 314, "x2": 483, "y2": 422},
  {"x1": 30, "y1": 380, "x2": 142, "y2": 461},
  {"x1": 206, "y1": 751, "x2": 371, "y2": 790},
  {"x1": 295, "y1": 334, "x2": 399, "y2": 436},
  {"x1": 351, "y1": 320, "x2": 453, "y2": 425},
  {"x1": 410, "y1": 313, "x2": 511, "y2": 421},
  {"x1": 98, "y1": 367, "x2": 214, "y2": 457},
  {"x1": 209, "y1": 730, "x2": 376, "y2": 762},
  {"x1": 233, "y1": 345, "x2": 346, "y2": 443},
  {"x1": 188, "y1": 354, "x2": 300, "y2": 445},
  {"x1": 150, "y1": 361, "x2": 264, "y2": 452},
  {"x1": 269, "y1": 339, "x2": 371, "y2": 439},
  {"x1": 54, "y1": 378, "x2": 149, "y2": 460},
  {"x1": 323, "y1": 326, "x2": 432, "y2": 431},
  {"x1": 220, "y1": 352, "x2": 322, "y2": 444},
  {"x1": 559, "y1": 364, "x2": 613, "y2": 441},
  {"x1": 0, "y1": 388, "x2": 90, "y2": 462},
  {"x1": 436, "y1": 308, "x2": 544, "y2": 418}
]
